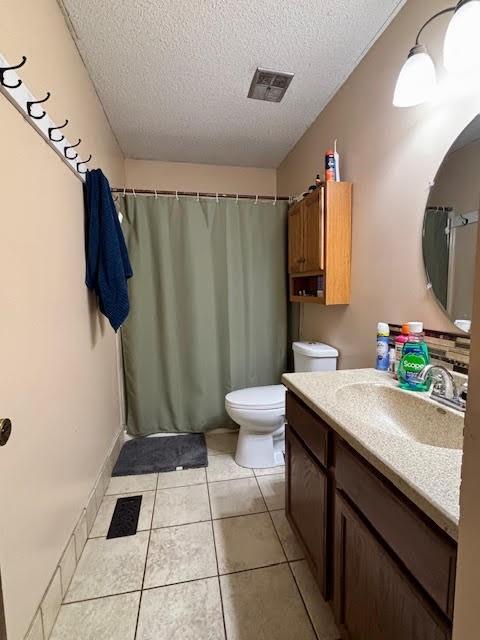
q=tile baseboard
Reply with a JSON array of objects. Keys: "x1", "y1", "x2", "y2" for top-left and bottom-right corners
[{"x1": 24, "y1": 427, "x2": 124, "y2": 640}]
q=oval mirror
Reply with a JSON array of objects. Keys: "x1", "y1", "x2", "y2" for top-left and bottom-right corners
[{"x1": 423, "y1": 114, "x2": 480, "y2": 334}]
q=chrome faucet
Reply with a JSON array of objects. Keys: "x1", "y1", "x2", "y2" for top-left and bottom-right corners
[{"x1": 418, "y1": 365, "x2": 466, "y2": 412}]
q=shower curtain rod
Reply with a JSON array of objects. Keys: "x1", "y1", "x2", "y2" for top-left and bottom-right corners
[{"x1": 111, "y1": 187, "x2": 290, "y2": 202}]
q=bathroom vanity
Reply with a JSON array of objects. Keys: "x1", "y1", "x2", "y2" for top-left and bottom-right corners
[{"x1": 283, "y1": 369, "x2": 462, "y2": 640}]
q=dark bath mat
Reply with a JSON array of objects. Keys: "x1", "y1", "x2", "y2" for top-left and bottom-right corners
[
  {"x1": 107, "y1": 495, "x2": 142, "y2": 539},
  {"x1": 112, "y1": 433, "x2": 208, "y2": 476}
]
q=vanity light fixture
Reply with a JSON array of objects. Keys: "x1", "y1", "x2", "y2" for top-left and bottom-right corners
[
  {"x1": 393, "y1": 1, "x2": 480, "y2": 108},
  {"x1": 444, "y1": 0, "x2": 480, "y2": 72}
]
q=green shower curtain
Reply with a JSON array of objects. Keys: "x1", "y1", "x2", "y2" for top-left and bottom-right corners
[{"x1": 120, "y1": 195, "x2": 288, "y2": 436}]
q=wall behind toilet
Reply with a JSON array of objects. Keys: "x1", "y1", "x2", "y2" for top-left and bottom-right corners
[{"x1": 277, "y1": 0, "x2": 480, "y2": 369}]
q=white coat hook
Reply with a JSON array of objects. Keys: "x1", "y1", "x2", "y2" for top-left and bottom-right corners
[
  {"x1": 154, "y1": 189, "x2": 158, "y2": 199},
  {"x1": 236, "y1": 193, "x2": 239, "y2": 204},
  {"x1": 132, "y1": 188, "x2": 136, "y2": 198},
  {"x1": 255, "y1": 194, "x2": 258, "y2": 205},
  {"x1": 175, "y1": 190, "x2": 179, "y2": 200},
  {"x1": 216, "y1": 192, "x2": 219, "y2": 203}
]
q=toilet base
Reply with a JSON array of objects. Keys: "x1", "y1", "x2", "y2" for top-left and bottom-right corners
[{"x1": 235, "y1": 425, "x2": 285, "y2": 469}]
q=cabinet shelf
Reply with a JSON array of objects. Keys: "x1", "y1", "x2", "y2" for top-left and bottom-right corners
[
  {"x1": 288, "y1": 182, "x2": 352, "y2": 305},
  {"x1": 290, "y1": 294, "x2": 325, "y2": 304}
]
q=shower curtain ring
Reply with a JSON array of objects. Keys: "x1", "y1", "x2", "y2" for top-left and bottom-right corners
[
  {"x1": 122, "y1": 186, "x2": 126, "y2": 197},
  {"x1": 132, "y1": 188, "x2": 136, "y2": 198},
  {"x1": 175, "y1": 190, "x2": 179, "y2": 200},
  {"x1": 216, "y1": 193, "x2": 219, "y2": 203},
  {"x1": 154, "y1": 190, "x2": 158, "y2": 199},
  {"x1": 273, "y1": 195, "x2": 277, "y2": 206},
  {"x1": 255, "y1": 194, "x2": 258, "y2": 205},
  {"x1": 236, "y1": 194, "x2": 239, "y2": 204},
  {"x1": 196, "y1": 192, "x2": 200, "y2": 202}
]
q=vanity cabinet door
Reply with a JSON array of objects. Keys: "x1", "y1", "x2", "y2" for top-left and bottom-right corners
[
  {"x1": 334, "y1": 492, "x2": 451, "y2": 640},
  {"x1": 285, "y1": 425, "x2": 328, "y2": 597}
]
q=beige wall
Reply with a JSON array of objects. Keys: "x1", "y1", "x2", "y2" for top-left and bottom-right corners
[
  {"x1": 125, "y1": 158, "x2": 276, "y2": 195},
  {"x1": 0, "y1": 2, "x2": 125, "y2": 639},
  {"x1": 277, "y1": 0, "x2": 480, "y2": 369},
  {"x1": 453, "y1": 220, "x2": 480, "y2": 639},
  {"x1": 429, "y1": 138, "x2": 480, "y2": 215}
]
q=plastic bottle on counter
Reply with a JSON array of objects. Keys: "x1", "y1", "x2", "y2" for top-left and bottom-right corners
[
  {"x1": 376, "y1": 322, "x2": 390, "y2": 371},
  {"x1": 397, "y1": 322, "x2": 431, "y2": 392},
  {"x1": 394, "y1": 324, "x2": 410, "y2": 379}
]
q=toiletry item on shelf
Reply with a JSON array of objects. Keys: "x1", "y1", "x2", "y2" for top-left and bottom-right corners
[
  {"x1": 376, "y1": 322, "x2": 390, "y2": 371},
  {"x1": 333, "y1": 139, "x2": 340, "y2": 181},
  {"x1": 397, "y1": 322, "x2": 431, "y2": 392},
  {"x1": 388, "y1": 348, "x2": 396, "y2": 375},
  {"x1": 325, "y1": 149, "x2": 336, "y2": 182},
  {"x1": 394, "y1": 323, "x2": 410, "y2": 378},
  {"x1": 315, "y1": 174, "x2": 322, "y2": 188}
]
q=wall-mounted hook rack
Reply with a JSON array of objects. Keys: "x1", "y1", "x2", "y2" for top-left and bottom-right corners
[
  {"x1": 0, "y1": 51, "x2": 92, "y2": 182},
  {"x1": 0, "y1": 55, "x2": 27, "y2": 89},
  {"x1": 26, "y1": 91, "x2": 51, "y2": 119},
  {"x1": 64, "y1": 138, "x2": 81, "y2": 160},
  {"x1": 77, "y1": 154, "x2": 92, "y2": 174},
  {"x1": 48, "y1": 119, "x2": 69, "y2": 142}
]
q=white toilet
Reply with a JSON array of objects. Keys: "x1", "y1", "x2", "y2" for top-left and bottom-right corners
[{"x1": 225, "y1": 342, "x2": 338, "y2": 469}]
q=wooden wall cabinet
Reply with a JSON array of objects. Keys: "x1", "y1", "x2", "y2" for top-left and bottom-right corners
[
  {"x1": 285, "y1": 391, "x2": 457, "y2": 640},
  {"x1": 288, "y1": 182, "x2": 352, "y2": 305}
]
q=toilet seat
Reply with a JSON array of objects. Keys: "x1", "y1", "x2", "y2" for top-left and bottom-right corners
[{"x1": 225, "y1": 385, "x2": 285, "y2": 411}]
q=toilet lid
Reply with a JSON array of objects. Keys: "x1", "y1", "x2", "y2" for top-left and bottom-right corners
[{"x1": 226, "y1": 385, "x2": 286, "y2": 410}]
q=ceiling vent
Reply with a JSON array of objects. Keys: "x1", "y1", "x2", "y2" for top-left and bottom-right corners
[{"x1": 247, "y1": 67, "x2": 294, "y2": 102}]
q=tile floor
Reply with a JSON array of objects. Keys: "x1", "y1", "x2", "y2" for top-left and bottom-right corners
[{"x1": 50, "y1": 431, "x2": 340, "y2": 640}]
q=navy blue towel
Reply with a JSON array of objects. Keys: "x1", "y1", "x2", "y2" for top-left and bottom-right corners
[{"x1": 85, "y1": 169, "x2": 133, "y2": 331}]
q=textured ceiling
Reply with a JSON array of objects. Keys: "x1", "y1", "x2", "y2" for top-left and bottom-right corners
[{"x1": 61, "y1": 0, "x2": 405, "y2": 167}]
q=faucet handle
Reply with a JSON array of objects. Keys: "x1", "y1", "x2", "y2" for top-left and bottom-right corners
[
  {"x1": 431, "y1": 373, "x2": 447, "y2": 395},
  {"x1": 461, "y1": 381, "x2": 468, "y2": 402}
]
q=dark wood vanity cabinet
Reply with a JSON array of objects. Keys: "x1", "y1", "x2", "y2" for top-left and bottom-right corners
[
  {"x1": 285, "y1": 426, "x2": 328, "y2": 596},
  {"x1": 285, "y1": 391, "x2": 457, "y2": 640},
  {"x1": 334, "y1": 493, "x2": 451, "y2": 640}
]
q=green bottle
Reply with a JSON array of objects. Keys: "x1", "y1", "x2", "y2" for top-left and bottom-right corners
[{"x1": 397, "y1": 322, "x2": 431, "y2": 392}]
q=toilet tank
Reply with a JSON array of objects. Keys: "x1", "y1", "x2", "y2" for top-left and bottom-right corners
[{"x1": 292, "y1": 341, "x2": 338, "y2": 372}]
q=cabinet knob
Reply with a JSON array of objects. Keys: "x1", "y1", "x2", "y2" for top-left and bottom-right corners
[{"x1": 0, "y1": 419, "x2": 12, "y2": 446}]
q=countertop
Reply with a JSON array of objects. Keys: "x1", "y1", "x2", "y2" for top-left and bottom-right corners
[{"x1": 281, "y1": 368, "x2": 463, "y2": 541}]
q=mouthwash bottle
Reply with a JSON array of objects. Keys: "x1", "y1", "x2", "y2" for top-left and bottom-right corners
[{"x1": 397, "y1": 322, "x2": 431, "y2": 392}]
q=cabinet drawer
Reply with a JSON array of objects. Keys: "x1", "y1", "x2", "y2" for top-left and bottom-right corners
[
  {"x1": 286, "y1": 392, "x2": 329, "y2": 468},
  {"x1": 335, "y1": 440, "x2": 456, "y2": 619}
]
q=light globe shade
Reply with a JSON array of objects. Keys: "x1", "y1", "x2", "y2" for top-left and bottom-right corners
[
  {"x1": 444, "y1": 0, "x2": 480, "y2": 72},
  {"x1": 393, "y1": 45, "x2": 437, "y2": 107}
]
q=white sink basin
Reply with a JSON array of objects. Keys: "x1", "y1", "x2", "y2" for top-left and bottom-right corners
[{"x1": 335, "y1": 383, "x2": 464, "y2": 450}]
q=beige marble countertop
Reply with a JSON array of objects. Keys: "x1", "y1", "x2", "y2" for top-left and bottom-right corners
[{"x1": 282, "y1": 368, "x2": 463, "y2": 541}]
